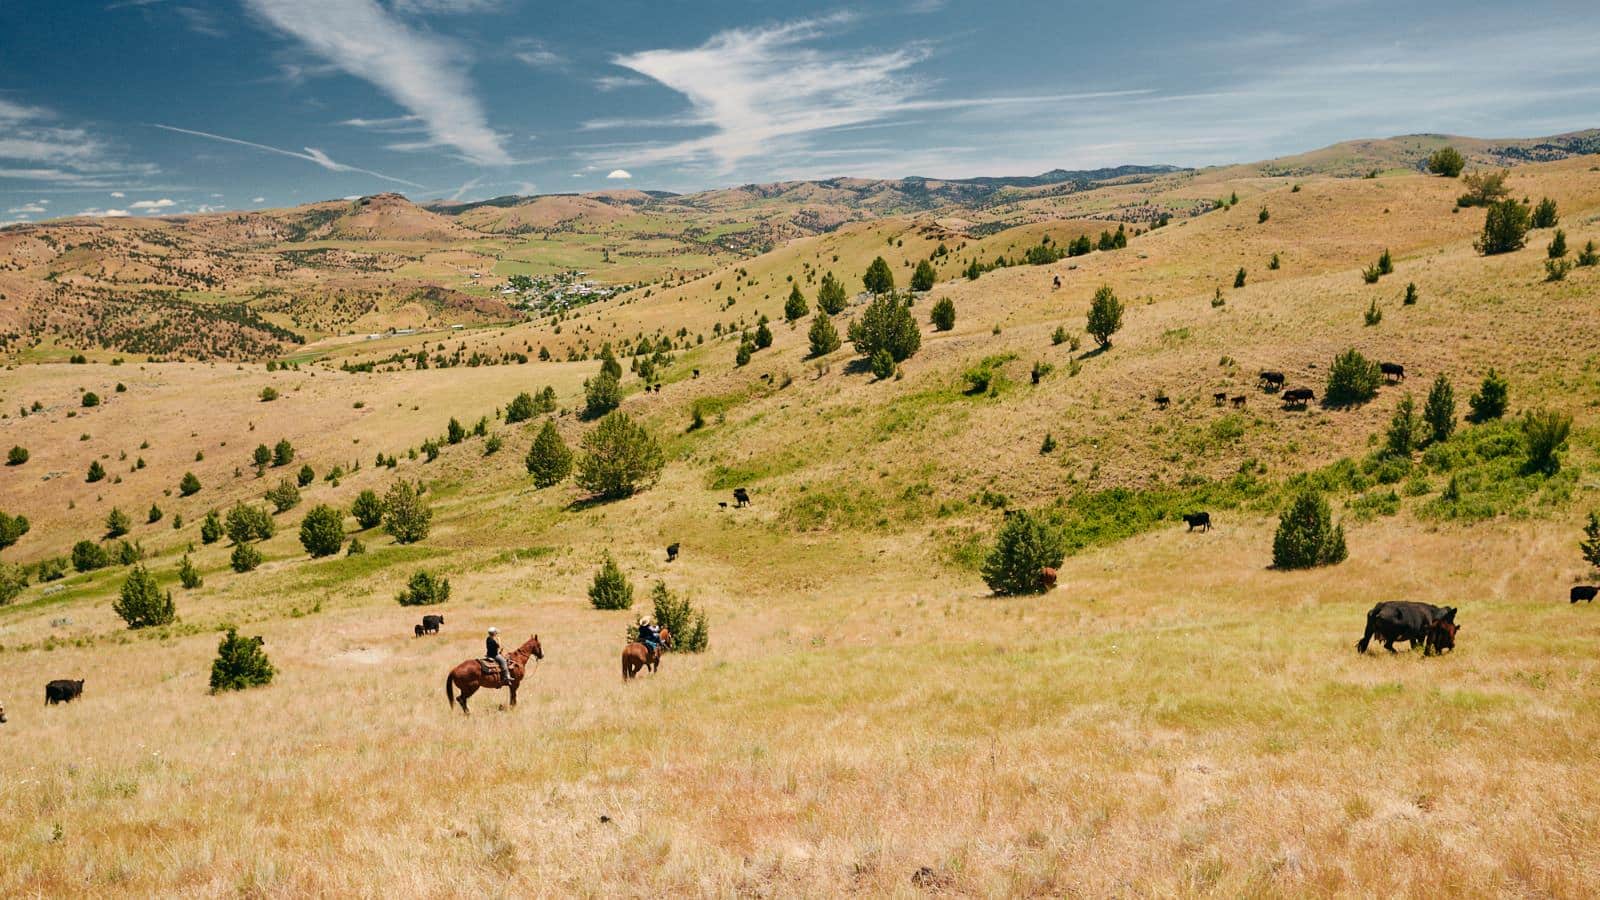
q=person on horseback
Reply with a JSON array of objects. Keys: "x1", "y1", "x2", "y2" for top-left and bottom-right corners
[
  {"x1": 637, "y1": 617, "x2": 661, "y2": 654},
  {"x1": 486, "y1": 627, "x2": 511, "y2": 685}
]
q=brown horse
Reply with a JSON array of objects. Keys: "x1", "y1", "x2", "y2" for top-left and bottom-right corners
[
  {"x1": 445, "y1": 634, "x2": 542, "y2": 714},
  {"x1": 621, "y1": 627, "x2": 672, "y2": 680}
]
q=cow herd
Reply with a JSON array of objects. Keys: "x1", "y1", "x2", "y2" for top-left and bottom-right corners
[{"x1": 1157, "y1": 365, "x2": 1407, "y2": 414}]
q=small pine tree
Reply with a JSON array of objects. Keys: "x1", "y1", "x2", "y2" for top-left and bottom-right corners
[
  {"x1": 298, "y1": 504, "x2": 345, "y2": 558},
  {"x1": 648, "y1": 580, "x2": 709, "y2": 652},
  {"x1": 599, "y1": 345, "x2": 623, "y2": 381},
  {"x1": 735, "y1": 342, "x2": 753, "y2": 367},
  {"x1": 1086, "y1": 285, "x2": 1124, "y2": 348},
  {"x1": 1577, "y1": 240, "x2": 1599, "y2": 267},
  {"x1": 178, "y1": 554, "x2": 203, "y2": 589},
  {"x1": 147, "y1": 503, "x2": 163, "y2": 524},
  {"x1": 200, "y1": 509, "x2": 223, "y2": 544},
  {"x1": 930, "y1": 297, "x2": 956, "y2": 331},
  {"x1": 383, "y1": 480, "x2": 432, "y2": 544},
  {"x1": 114, "y1": 565, "x2": 176, "y2": 629},
  {"x1": 1272, "y1": 490, "x2": 1347, "y2": 570},
  {"x1": 296, "y1": 464, "x2": 314, "y2": 487},
  {"x1": 272, "y1": 439, "x2": 294, "y2": 467},
  {"x1": 446, "y1": 417, "x2": 466, "y2": 445},
  {"x1": 505, "y1": 391, "x2": 536, "y2": 424},
  {"x1": 588, "y1": 552, "x2": 634, "y2": 610},
  {"x1": 1579, "y1": 512, "x2": 1600, "y2": 571},
  {"x1": 1234, "y1": 267, "x2": 1247, "y2": 288},
  {"x1": 754, "y1": 319, "x2": 774, "y2": 349},
  {"x1": 265, "y1": 478, "x2": 301, "y2": 514},
  {"x1": 1427, "y1": 146, "x2": 1465, "y2": 177},
  {"x1": 1530, "y1": 197, "x2": 1559, "y2": 229},
  {"x1": 209, "y1": 629, "x2": 274, "y2": 693},
  {"x1": 583, "y1": 370, "x2": 622, "y2": 419},
  {"x1": 1423, "y1": 374, "x2": 1455, "y2": 445},
  {"x1": 848, "y1": 294, "x2": 921, "y2": 363},
  {"x1": 180, "y1": 471, "x2": 201, "y2": 496},
  {"x1": 1325, "y1": 348, "x2": 1381, "y2": 406},
  {"x1": 1258, "y1": 207, "x2": 1269, "y2": 224},
  {"x1": 347, "y1": 537, "x2": 366, "y2": 556},
  {"x1": 784, "y1": 283, "x2": 809, "y2": 322},
  {"x1": 1268, "y1": 253, "x2": 1281, "y2": 270},
  {"x1": 816, "y1": 272, "x2": 847, "y2": 315},
  {"x1": 911, "y1": 259, "x2": 936, "y2": 292},
  {"x1": 870, "y1": 348, "x2": 895, "y2": 379},
  {"x1": 1403, "y1": 282, "x2": 1418, "y2": 305},
  {"x1": 1377, "y1": 248, "x2": 1394, "y2": 275},
  {"x1": 1475, "y1": 199, "x2": 1530, "y2": 255},
  {"x1": 105, "y1": 507, "x2": 131, "y2": 538},
  {"x1": 72, "y1": 540, "x2": 110, "y2": 572},
  {"x1": 525, "y1": 420, "x2": 573, "y2": 488},
  {"x1": 253, "y1": 444, "x2": 272, "y2": 467},
  {"x1": 1385, "y1": 394, "x2": 1426, "y2": 457},
  {"x1": 981, "y1": 508, "x2": 1066, "y2": 596},
  {"x1": 230, "y1": 543, "x2": 262, "y2": 573},
  {"x1": 1364, "y1": 299, "x2": 1382, "y2": 326},
  {"x1": 396, "y1": 570, "x2": 451, "y2": 606},
  {"x1": 863, "y1": 256, "x2": 895, "y2": 295},
  {"x1": 86, "y1": 460, "x2": 106, "y2": 483},
  {"x1": 808, "y1": 311, "x2": 841, "y2": 357},
  {"x1": 1548, "y1": 229, "x2": 1567, "y2": 259},
  {"x1": 576, "y1": 413, "x2": 663, "y2": 499},
  {"x1": 351, "y1": 490, "x2": 384, "y2": 529},
  {"x1": 1467, "y1": 369, "x2": 1509, "y2": 423}
]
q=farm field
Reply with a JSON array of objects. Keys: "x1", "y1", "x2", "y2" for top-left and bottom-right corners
[{"x1": 4, "y1": 143, "x2": 1600, "y2": 895}]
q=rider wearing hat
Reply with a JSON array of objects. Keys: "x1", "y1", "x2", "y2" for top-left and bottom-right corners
[
  {"x1": 486, "y1": 627, "x2": 511, "y2": 685},
  {"x1": 637, "y1": 617, "x2": 661, "y2": 654}
]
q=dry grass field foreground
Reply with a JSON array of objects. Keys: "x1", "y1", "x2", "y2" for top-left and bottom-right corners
[{"x1": 4, "y1": 156, "x2": 1600, "y2": 895}]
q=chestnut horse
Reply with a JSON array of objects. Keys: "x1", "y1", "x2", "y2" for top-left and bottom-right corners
[
  {"x1": 621, "y1": 627, "x2": 672, "y2": 680},
  {"x1": 445, "y1": 634, "x2": 542, "y2": 714}
]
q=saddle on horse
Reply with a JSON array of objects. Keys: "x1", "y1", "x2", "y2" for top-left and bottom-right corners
[{"x1": 477, "y1": 658, "x2": 514, "y2": 682}]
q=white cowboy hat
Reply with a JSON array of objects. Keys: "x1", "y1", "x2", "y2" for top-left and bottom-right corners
[{"x1": 487, "y1": 626, "x2": 499, "y2": 634}]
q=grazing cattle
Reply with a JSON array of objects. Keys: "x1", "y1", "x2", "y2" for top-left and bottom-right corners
[
  {"x1": 1037, "y1": 567, "x2": 1059, "y2": 591},
  {"x1": 45, "y1": 679, "x2": 84, "y2": 705},
  {"x1": 1258, "y1": 371, "x2": 1286, "y2": 391},
  {"x1": 693, "y1": 369, "x2": 701, "y2": 378},
  {"x1": 1380, "y1": 362, "x2": 1406, "y2": 382},
  {"x1": 1282, "y1": 388, "x2": 1314, "y2": 408},
  {"x1": 421, "y1": 614, "x2": 444, "y2": 634},
  {"x1": 415, "y1": 624, "x2": 424, "y2": 638},
  {"x1": 666, "y1": 542, "x2": 680, "y2": 562},
  {"x1": 718, "y1": 501, "x2": 728, "y2": 509},
  {"x1": 1230, "y1": 395, "x2": 1247, "y2": 408},
  {"x1": 1052, "y1": 275, "x2": 1062, "y2": 289},
  {"x1": 1356, "y1": 602, "x2": 1459, "y2": 656},
  {"x1": 1182, "y1": 512, "x2": 1212, "y2": 532},
  {"x1": 1572, "y1": 586, "x2": 1598, "y2": 604},
  {"x1": 1154, "y1": 394, "x2": 1170, "y2": 410},
  {"x1": 733, "y1": 488, "x2": 751, "y2": 507},
  {"x1": 1213, "y1": 392, "x2": 1228, "y2": 406},
  {"x1": 0, "y1": 700, "x2": 6, "y2": 725}
]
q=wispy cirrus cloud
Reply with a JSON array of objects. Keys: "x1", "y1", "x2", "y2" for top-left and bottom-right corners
[
  {"x1": 152, "y1": 124, "x2": 425, "y2": 188},
  {"x1": 243, "y1": 0, "x2": 511, "y2": 165}
]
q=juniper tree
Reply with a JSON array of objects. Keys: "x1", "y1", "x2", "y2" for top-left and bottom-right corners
[
  {"x1": 784, "y1": 283, "x2": 809, "y2": 322},
  {"x1": 816, "y1": 272, "x2": 848, "y2": 315},
  {"x1": 114, "y1": 565, "x2": 175, "y2": 629},
  {"x1": 911, "y1": 259, "x2": 936, "y2": 292},
  {"x1": 808, "y1": 311, "x2": 841, "y2": 357},
  {"x1": 383, "y1": 480, "x2": 432, "y2": 544},
  {"x1": 525, "y1": 420, "x2": 573, "y2": 488},
  {"x1": 1272, "y1": 490, "x2": 1347, "y2": 569},
  {"x1": 930, "y1": 297, "x2": 956, "y2": 332},
  {"x1": 1085, "y1": 285, "x2": 1123, "y2": 348},
  {"x1": 1423, "y1": 374, "x2": 1455, "y2": 444},
  {"x1": 588, "y1": 551, "x2": 634, "y2": 610},
  {"x1": 1467, "y1": 369, "x2": 1509, "y2": 423}
]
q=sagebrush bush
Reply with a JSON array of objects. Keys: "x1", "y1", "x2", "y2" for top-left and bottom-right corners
[
  {"x1": 210, "y1": 629, "x2": 274, "y2": 693},
  {"x1": 396, "y1": 570, "x2": 451, "y2": 606},
  {"x1": 981, "y1": 509, "x2": 1066, "y2": 596},
  {"x1": 588, "y1": 552, "x2": 634, "y2": 610},
  {"x1": 1521, "y1": 408, "x2": 1571, "y2": 475},
  {"x1": 1272, "y1": 490, "x2": 1347, "y2": 569},
  {"x1": 115, "y1": 565, "x2": 176, "y2": 629}
]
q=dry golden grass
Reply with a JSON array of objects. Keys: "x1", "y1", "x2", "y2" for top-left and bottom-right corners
[{"x1": 4, "y1": 155, "x2": 1600, "y2": 896}]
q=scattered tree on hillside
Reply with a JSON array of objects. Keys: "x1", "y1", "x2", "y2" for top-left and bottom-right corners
[
  {"x1": 1085, "y1": 285, "x2": 1123, "y2": 349},
  {"x1": 383, "y1": 480, "x2": 432, "y2": 544},
  {"x1": 253, "y1": 444, "x2": 272, "y2": 467},
  {"x1": 817, "y1": 272, "x2": 848, "y2": 315},
  {"x1": 870, "y1": 348, "x2": 895, "y2": 379},
  {"x1": 911, "y1": 259, "x2": 937, "y2": 292},
  {"x1": 1427, "y1": 146, "x2": 1465, "y2": 177},
  {"x1": 105, "y1": 507, "x2": 131, "y2": 539},
  {"x1": 754, "y1": 319, "x2": 774, "y2": 349},
  {"x1": 863, "y1": 256, "x2": 895, "y2": 296},
  {"x1": 981, "y1": 508, "x2": 1065, "y2": 596},
  {"x1": 734, "y1": 341, "x2": 753, "y2": 367},
  {"x1": 808, "y1": 311, "x2": 841, "y2": 357},
  {"x1": 298, "y1": 504, "x2": 345, "y2": 557},
  {"x1": 82, "y1": 392, "x2": 100, "y2": 408},
  {"x1": 7, "y1": 446, "x2": 28, "y2": 466},
  {"x1": 1384, "y1": 394, "x2": 1426, "y2": 457},
  {"x1": 210, "y1": 629, "x2": 274, "y2": 693},
  {"x1": 848, "y1": 294, "x2": 921, "y2": 363},
  {"x1": 114, "y1": 565, "x2": 175, "y2": 629},
  {"x1": 646, "y1": 580, "x2": 709, "y2": 652},
  {"x1": 0, "y1": 562, "x2": 26, "y2": 606},
  {"x1": 230, "y1": 542, "x2": 263, "y2": 573},
  {"x1": 505, "y1": 391, "x2": 537, "y2": 424},
  {"x1": 784, "y1": 283, "x2": 809, "y2": 322},
  {"x1": 1272, "y1": 490, "x2": 1347, "y2": 569},
  {"x1": 577, "y1": 412, "x2": 663, "y2": 500},
  {"x1": 86, "y1": 460, "x2": 106, "y2": 483},
  {"x1": 178, "y1": 554, "x2": 203, "y2": 589},
  {"x1": 396, "y1": 570, "x2": 451, "y2": 606},
  {"x1": 1423, "y1": 374, "x2": 1456, "y2": 445},
  {"x1": 1521, "y1": 409, "x2": 1571, "y2": 475},
  {"x1": 265, "y1": 478, "x2": 301, "y2": 514},
  {"x1": 351, "y1": 490, "x2": 384, "y2": 529},
  {"x1": 72, "y1": 540, "x2": 110, "y2": 572},
  {"x1": 526, "y1": 420, "x2": 573, "y2": 488},
  {"x1": 1577, "y1": 240, "x2": 1599, "y2": 267},
  {"x1": 1548, "y1": 229, "x2": 1567, "y2": 259},
  {"x1": 180, "y1": 471, "x2": 201, "y2": 496},
  {"x1": 599, "y1": 345, "x2": 623, "y2": 381},
  {"x1": 1468, "y1": 369, "x2": 1509, "y2": 423},
  {"x1": 1531, "y1": 197, "x2": 1559, "y2": 229},
  {"x1": 1325, "y1": 348, "x2": 1382, "y2": 406},
  {"x1": 0, "y1": 510, "x2": 28, "y2": 551},
  {"x1": 200, "y1": 509, "x2": 223, "y2": 544},
  {"x1": 588, "y1": 551, "x2": 634, "y2": 610},
  {"x1": 296, "y1": 464, "x2": 314, "y2": 487},
  {"x1": 225, "y1": 502, "x2": 275, "y2": 544},
  {"x1": 583, "y1": 370, "x2": 622, "y2": 419},
  {"x1": 1234, "y1": 268, "x2": 1247, "y2": 288},
  {"x1": 1476, "y1": 199, "x2": 1531, "y2": 254},
  {"x1": 147, "y1": 504, "x2": 163, "y2": 524},
  {"x1": 930, "y1": 297, "x2": 956, "y2": 332},
  {"x1": 1581, "y1": 512, "x2": 1600, "y2": 571},
  {"x1": 1457, "y1": 169, "x2": 1510, "y2": 207}
]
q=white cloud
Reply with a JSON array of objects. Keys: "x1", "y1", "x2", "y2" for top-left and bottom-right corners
[
  {"x1": 0, "y1": 98, "x2": 159, "y2": 187},
  {"x1": 110, "y1": 191, "x2": 125, "y2": 198},
  {"x1": 79, "y1": 208, "x2": 131, "y2": 217},
  {"x1": 511, "y1": 38, "x2": 563, "y2": 68},
  {"x1": 7, "y1": 203, "x2": 47, "y2": 214},
  {"x1": 391, "y1": 0, "x2": 504, "y2": 13},
  {"x1": 129, "y1": 197, "x2": 175, "y2": 210},
  {"x1": 153, "y1": 124, "x2": 425, "y2": 188},
  {"x1": 606, "y1": 169, "x2": 633, "y2": 180},
  {"x1": 593, "y1": 75, "x2": 649, "y2": 92},
  {"x1": 244, "y1": 0, "x2": 511, "y2": 165},
  {"x1": 252, "y1": 196, "x2": 265, "y2": 203}
]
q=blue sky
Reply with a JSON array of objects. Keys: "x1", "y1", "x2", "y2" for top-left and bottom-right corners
[{"x1": 2, "y1": 0, "x2": 1597, "y2": 221}]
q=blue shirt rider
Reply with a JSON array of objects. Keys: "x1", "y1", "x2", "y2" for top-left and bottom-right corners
[
  {"x1": 637, "y1": 618, "x2": 661, "y2": 653},
  {"x1": 486, "y1": 627, "x2": 511, "y2": 684}
]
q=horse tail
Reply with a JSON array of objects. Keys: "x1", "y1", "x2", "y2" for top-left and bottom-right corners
[{"x1": 444, "y1": 672, "x2": 455, "y2": 708}]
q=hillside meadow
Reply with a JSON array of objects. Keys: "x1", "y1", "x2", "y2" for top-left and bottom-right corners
[{"x1": 3, "y1": 154, "x2": 1600, "y2": 895}]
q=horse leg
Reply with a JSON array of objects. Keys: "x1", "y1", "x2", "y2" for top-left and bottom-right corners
[
  {"x1": 508, "y1": 680, "x2": 518, "y2": 708},
  {"x1": 458, "y1": 683, "x2": 477, "y2": 714}
]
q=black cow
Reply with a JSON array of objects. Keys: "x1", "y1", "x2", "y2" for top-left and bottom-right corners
[
  {"x1": 1571, "y1": 586, "x2": 1598, "y2": 604},
  {"x1": 666, "y1": 543, "x2": 680, "y2": 562},
  {"x1": 1230, "y1": 395, "x2": 1247, "y2": 408},
  {"x1": 1154, "y1": 394, "x2": 1170, "y2": 410},
  {"x1": 1356, "y1": 602, "x2": 1458, "y2": 656},
  {"x1": 1182, "y1": 512, "x2": 1212, "y2": 532},
  {"x1": 733, "y1": 488, "x2": 751, "y2": 507},
  {"x1": 1380, "y1": 362, "x2": 1406, "y2": 382},
  {"x1": 1282, "y1": 388, "x2": 1314, "y2": 408},
  {"x1": 1052, "y1": 275, "x2": 1062, "y2": 289},
  {"x1": 1258, "y1": 371, "x2": 1286, "y2": 391},
  {"x1": 45, "y1": 679, "x2": 84, "y2": 705},
  {"x1": 692, "y1": 369, "x2": 701, "y2": 378},
  {"x1": 1213, "y1": 392, "x2": 1228, "y2": 406},
  {"x1": 421, "y1": 615, "x2": 444, "y2": 634}
]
